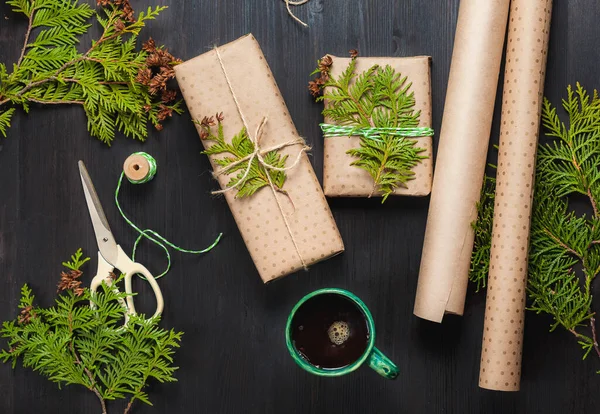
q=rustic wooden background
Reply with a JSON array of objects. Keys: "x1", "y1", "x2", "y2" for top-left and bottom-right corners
[{"x1": 0, "y1": 0, "x2": 598, "y2": 413}]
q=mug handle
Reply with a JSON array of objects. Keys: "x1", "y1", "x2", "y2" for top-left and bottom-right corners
[{"x1": 368, "y1": 347, "x2": 399, "y2": 379}]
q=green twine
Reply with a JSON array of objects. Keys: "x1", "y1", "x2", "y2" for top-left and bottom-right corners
[
  {"x1": 115, "y1": 152, "x2": 222, "y2": 280},
  {"x1": 126, "y1": 151, "x2": 157, "y2": 184},
  {"x1": 320, "y1": 123, "x2": 434, "y2": 142}
]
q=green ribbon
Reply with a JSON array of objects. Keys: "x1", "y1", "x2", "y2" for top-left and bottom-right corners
[
  {"x1": 320, "y1": 123, "x2": 434, "y2": 142},
  {"x1": 115, "y1": 152, "x2": 222, "y2": 280}
]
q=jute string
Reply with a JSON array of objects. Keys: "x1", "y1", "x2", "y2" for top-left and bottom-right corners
[
  {"x1": 211, "y1": 118, "x2": 308, "y2": 192},
  {"x1": 214, "y1": 45, "x2": 309, "y2": 270},
  {"x1": 283, "y1": 0, "x2": 309, "y2": 27}
]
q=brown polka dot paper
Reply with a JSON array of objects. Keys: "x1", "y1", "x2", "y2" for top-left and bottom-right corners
[
  {"x1": 479, "y1": 0, "x2": 553, "y2": 392},
  {"x1": 414, "y1": 0, "x2": 511, "y2": 323},
  {"x1": 174, "y1": 34, "x2": 344, "y2": 283},
  {"x1": 323, "y1": 56, "x2": 433, "y2": 198}
]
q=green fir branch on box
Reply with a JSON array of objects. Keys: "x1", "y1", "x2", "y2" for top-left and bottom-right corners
[
  {"x1": 0, "y1": 248, "x2": 183, "y2": 414},
  {"x1": 195, "y1": 113, "x2": 290, "y2": 198},
  {"x1": 0, "y1": 0, "x2": 183, "y2": 145},
  {"x1": 309, "y1": 54, "x2": 427, "y2": 202},
  {"x1": 470, "y1": 83, "x2": 600, "y2": 370}
]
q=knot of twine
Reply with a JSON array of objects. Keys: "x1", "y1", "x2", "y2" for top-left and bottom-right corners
[
  {"x1": 212, "y1": 117, "x2": 309, "y2": 195},
  {"x1": 283, "y1": 0, "x2": 310, "y2": 27},
  {"x1": 320, "y1": 123, "x2": 435, "y2": 142},
  {"x1": 214, "y1": 45, "x2": 310, "y2": 270}
]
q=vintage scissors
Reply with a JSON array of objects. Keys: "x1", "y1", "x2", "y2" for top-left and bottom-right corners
[{"x1": 78, "y1": 160, "x2": 164, "y2": 321}]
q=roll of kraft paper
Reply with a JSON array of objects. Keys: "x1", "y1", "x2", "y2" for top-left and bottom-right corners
[
  {"x1": 479, "y1": 0, "x2": 553, "y2": 392},
  {"x1": 414, "y1": 0, "x2": 510, "y2": 322}
]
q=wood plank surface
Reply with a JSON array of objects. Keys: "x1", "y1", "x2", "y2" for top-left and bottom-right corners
[{"x1": 0, "y1": 0, "x2": 598, "y2": 413}]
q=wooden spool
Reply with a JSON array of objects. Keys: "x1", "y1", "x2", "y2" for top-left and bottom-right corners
[{"x1": 123, "y1": 153, "x2": 151, "y2": 182}]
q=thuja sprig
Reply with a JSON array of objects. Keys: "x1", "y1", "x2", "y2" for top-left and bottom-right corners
[
  {"x1": 0, "y1": 0, "x2": 183, "y2": 144},
  {"x1": 470, "y1": 83, "x2": 600, "y2": 369},
  {"x1": 470, "y1": 175, "x2": 496, "y2": 292},
  {"x1": 309, "y1": 51, "x2": 426, "y2": 202},
  {"x1": 0, "y1": 248, "x2": 183, "y2": 413},
  {"x1": 195, "y1": 113, "x2": 290, "y2": 198}
]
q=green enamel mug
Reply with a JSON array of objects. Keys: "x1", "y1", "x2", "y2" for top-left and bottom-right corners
[{"x1": 285, "y1": 288, "x2": 398, "y2": 379}]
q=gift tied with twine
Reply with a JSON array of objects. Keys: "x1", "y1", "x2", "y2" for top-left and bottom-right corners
[
  {"x1": 213, "y1": 45, "x2": 311, "y2": 270},
  {"x1": 320, "y1": 124, "x2": 434, "y2": 196},
  {"x1": 116, "y1": 151, "x2": 222, "y2": 280}
]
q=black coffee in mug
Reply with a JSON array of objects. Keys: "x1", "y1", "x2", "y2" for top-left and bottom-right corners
[{"x1": 290, "y1": 293, "x2": 370, "y2": 369}]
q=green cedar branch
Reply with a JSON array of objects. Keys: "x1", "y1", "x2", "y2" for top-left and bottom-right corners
[
  {"x1": 469, "y1": 175, "x2": 496, "y2": 292},
  {"x1": 0, "y1": 0, "x2": 182, "y2": 145},
  {"x1": 0, "y1": 248, "x2": 183, "y2": 413},
  {"x1": 470, "y1": 83, "x2": 600, "y2": 369},
  {"x1": 0, "y1": 108, "x2": 16, "y2": 137},
  {"x1": 196, "y1": 115, "x2": 291, "y2": 199}
]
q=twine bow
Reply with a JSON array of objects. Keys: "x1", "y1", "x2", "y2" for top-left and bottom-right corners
[
  {"x1": 212, "y1": 117, "x2": 310, "y2": 195},
  {"x1": 214, "y1": 45, "x2": 310, "y2": 270}
]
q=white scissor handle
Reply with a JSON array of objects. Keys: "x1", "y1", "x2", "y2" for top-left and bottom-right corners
[
  {"x1": 114, "y1": 245, "x2": 164, "y2": 319},
  {"x1": 90, "y1": 251, "x2": 116, "y2": 293},
  {"x1": 90, "y1": 252, "x2": 129, "y2": 320},
  {"x1": 90, "y1": 248, "x2": 164, "y2": 323}
]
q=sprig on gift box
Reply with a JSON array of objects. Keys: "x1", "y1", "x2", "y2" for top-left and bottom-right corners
[
  {"x1": 470, "y1": 83, "x2": 600, "y2": 370},
  {"x1": 0, "y1": 249, "x2": 183, "y2": 414},
  {"x1": 195, "y1": 113, "x2": 290, "y2": 198},
  {"x1": 0, "y1": 0, "x2": 183, "y2": 144},
  {"x1": 309, "y1": 51, "x2": 428, "y2": 202}
]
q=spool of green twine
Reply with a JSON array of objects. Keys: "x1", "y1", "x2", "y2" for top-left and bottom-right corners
[
  {"x1": 116, "y1": 152, "x2": 222, "y2": 280},
  {"x1": 123, "y1": 152, "x2": 158, "y2": 184}
]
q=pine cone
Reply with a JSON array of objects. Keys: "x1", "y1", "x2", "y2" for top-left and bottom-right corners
[
  {"x1": 57, "y1": 269, "x2": 84, "y2": 296},
  {"x1": 319, "y1": 55, "x2": 333, "y2": 74}
]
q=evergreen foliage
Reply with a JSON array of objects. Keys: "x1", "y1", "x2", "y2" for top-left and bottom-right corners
[
  {"x1": 0, "y1": 249, "x2": 183, "y2": 413},
  {"x1": 197, "y1": 116, "x2": 290, "y2": 198},
  {"x1": 314, "y1": 58, "x2": 427, "y2": 202},
  {"x1": 0, "y1": 107, "x2": 16, "y2": 137},
  {"x1": 471, "y1": 84, "x2": 600, "y2": 367},
  {"x1": 470, "y1": 176, "x2": 496, "y2": 292},
  {"x1": 0, "y1": 0, "x2": 182, "y2": 145}
]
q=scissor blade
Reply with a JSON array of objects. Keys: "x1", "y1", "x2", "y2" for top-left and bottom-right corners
[{"x1": 78, "y1": 161, "x2": 119, "y2": 265}]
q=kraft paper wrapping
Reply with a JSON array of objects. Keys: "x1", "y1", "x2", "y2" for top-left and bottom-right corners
[
  {"x1": 174, "y1": 34, "x2": 344, "y2": 283},
  {"x1": 414, "y1": 0, "x2": 510, "y2": 322},
  {"x1": 479, "y1": 0, "x2": 553, "y2": 392},
  {"x1": 323, "y1": 56, "x2": 433, "y2": 197}
]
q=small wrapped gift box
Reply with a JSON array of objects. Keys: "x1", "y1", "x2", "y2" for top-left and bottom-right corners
[
  {"x1": 174, "y1": 34, "x2": 344, "y2": 283},
  {"x1": 321, "y1": 55, "x2": 433, "y2": 198}
]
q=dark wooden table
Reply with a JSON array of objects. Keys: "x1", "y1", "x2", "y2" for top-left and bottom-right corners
[{"x1": 1, "y1": 1, "x2": 598, "y2": 413}]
